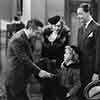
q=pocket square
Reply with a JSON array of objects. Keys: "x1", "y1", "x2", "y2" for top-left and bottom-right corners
[{"x1": 88, "y1": 32, "x2": 94, "y2": 38}]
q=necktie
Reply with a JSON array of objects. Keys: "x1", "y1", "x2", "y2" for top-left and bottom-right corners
[{"x1": 83, "y1": 23, "x2": 86, "y2": 33}]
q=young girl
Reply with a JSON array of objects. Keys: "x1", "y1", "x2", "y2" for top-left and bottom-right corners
[{"x1": 59, "y1": 45, "x2": 81, "y2": 100}]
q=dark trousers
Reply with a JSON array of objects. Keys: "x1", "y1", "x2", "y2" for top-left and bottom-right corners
[{"x1": 6, "y1": 85, "x2": 29, "y2": 100}]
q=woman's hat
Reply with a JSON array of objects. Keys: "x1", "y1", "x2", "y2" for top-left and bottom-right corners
[
  {"x1": 84, "y1": 80, "x2": 100, "y2": 100},
  {"x1": 48, "y1": 15, "x2": 60, "y2": 25}
]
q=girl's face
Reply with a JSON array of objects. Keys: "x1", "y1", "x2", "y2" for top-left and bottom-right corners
[{"x1": 64, "y1": 48, "x2": 73, "y2": 62}]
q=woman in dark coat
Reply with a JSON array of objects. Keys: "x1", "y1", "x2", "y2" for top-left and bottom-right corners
[{"x1": 41, "y1": 15, "x2": 70, "y2": 100}]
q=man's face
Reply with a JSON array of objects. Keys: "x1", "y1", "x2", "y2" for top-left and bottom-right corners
[
  {"x1": 29, "y1": 27, "x2": 42, "y2": 38},
  {"x1": 77, "y1": 7, "x2": 88, "y2": 24}
]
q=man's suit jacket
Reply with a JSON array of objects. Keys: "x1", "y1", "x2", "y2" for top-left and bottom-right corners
[
  {"x1": 6, "y1": 30, "x2": 40, "y2": 95},
  {"x1": 78, "y1": 20, "x2": 100, "y2": 86}
]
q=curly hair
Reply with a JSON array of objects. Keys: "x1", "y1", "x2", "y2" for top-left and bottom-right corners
[
  {"x1": 26, "y1": 18, "x2": 43, "y2": 29},
  {"x1": 65, "y1": 45, "x2": 80, "y2": 63}
]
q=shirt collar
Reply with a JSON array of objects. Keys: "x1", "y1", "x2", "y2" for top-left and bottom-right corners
[{"x1": 85, "y1": 17, "x2": 93, "y2": 29}]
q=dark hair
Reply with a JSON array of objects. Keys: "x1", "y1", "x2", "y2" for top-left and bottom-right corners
[
  {"x1": 70, "y1": 45, "x2": 81, "y2": 58},
  {"x1": 26, "y1": 19, "x2": 43, "y2": 29},
  {"x1": 79, "y1": 3, "x2": 92, "y2": 13}
]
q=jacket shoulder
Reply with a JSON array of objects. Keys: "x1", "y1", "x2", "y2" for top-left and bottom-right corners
[{"x1": 9, "y1": 31, "x2": 25, "y2": 45}]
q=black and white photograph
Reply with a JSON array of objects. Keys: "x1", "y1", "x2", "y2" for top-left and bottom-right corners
[{"x1": 0, "y1": 0, "x2": 100, "y2": 100}]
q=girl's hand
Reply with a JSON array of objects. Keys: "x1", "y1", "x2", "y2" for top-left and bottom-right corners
[{"x1": 66, "y1": 93, "x2": 70, "y2": 98}]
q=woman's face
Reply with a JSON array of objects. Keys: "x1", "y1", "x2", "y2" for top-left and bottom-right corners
[
  {"x1": 64, "y1": 48, "x2": 72, "y2": 62},
  {"x1": 52, "y1": 21, "x2": 61, "y2": 32}
]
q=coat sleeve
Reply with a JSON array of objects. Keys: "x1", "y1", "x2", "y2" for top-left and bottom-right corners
[
  {"x1": 12, "y1": 39, "x2": 41, "y2": 76},
  {"x1": 95, "y1": 26, "x2": 100, "y2": 74},
  {"x1": 68, "y1": 69, "x2": 81, "y2": 96}
]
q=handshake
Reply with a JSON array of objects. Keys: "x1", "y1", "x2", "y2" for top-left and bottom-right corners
[{"x1": 39, "y1": 70, "x2": 55, "y2": 78}]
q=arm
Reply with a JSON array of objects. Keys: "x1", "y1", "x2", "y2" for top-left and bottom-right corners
[
  {"x1": 12, "y1": 39, "x2": 41, "y2": 76},
  {"x1": 68, "y1": 69, "x2": 81, "y2": 96}
]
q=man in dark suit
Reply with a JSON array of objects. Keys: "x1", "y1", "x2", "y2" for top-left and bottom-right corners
[
  {"x1": 6, "y1": 19, "x2": 52, "y2": 100},
  {"x1": 77, "y1": 3, "x2": 100, "y2": 99}
]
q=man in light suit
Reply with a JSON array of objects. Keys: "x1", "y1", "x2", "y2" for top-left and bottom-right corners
[
  {"x1": 77, "y1": 3, "x2": 100, "y2": 100},
  {"x1": 6, "y1": 19, "x2": 52, "y2": 100}
]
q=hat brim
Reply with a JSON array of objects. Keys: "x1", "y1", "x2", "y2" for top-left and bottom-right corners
[
  {"x1": 48, "y1": 16, "x2": 60, "y2": 25},
  {"x1": 84, "y1": 80, "x2": 100, "y2": 100}
]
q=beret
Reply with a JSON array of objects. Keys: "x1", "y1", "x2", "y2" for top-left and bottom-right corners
[{"x1": 48, "y1": 15, "x2": 60, "y2": 25}]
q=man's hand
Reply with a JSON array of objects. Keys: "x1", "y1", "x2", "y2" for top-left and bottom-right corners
[
  {"x1": 39, "y1": 70, "x2": 51, "y2": 78},
  {"x1": 92, "y1": 73, "x2": 99, "y2": 81}
]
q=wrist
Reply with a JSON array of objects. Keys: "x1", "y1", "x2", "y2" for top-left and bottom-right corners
[{"x1": 38, "y1": 69, "x2": 43, "y2": 77}]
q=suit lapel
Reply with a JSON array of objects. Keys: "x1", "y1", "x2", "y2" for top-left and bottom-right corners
[
  {"x1": 82, "y1": 20, "x2": 95, "y2": 41},
  {"x1": 78, "y1": 25, "x2": 85, "y2": 45}
]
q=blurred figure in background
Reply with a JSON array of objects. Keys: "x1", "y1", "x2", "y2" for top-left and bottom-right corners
[
  {"x1": 7, "y1": 15, "x2": 25, "y2": 39},
  {"x1": 11, "y1": 15, "x2": 25, "y2": 32}
]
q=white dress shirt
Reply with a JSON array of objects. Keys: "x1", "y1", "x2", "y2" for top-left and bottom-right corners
[{"x1": 85, "y1": 17, "x2": 93, "y2": 29}]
